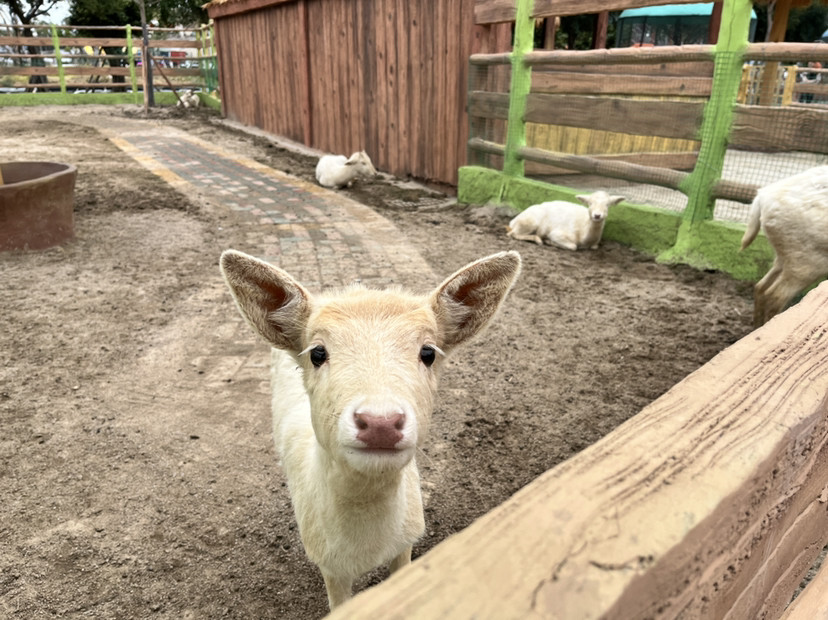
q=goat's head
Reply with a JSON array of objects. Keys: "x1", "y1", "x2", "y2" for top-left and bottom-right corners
[
  {"x1": 345, "y1": 151, "x2": 377, "y2": 178},
  {"x1": 220, "y1": 250, "x2": 521, "y2": 476},
  {"x1": 577, "y1": 191, "x2": 624, "y2": 223}
]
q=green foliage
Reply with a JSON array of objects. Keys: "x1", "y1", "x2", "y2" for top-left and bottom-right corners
[
  {"x1": 69, "y1": 0, "x2": 140, "y2": 31},
  {"x1": 0, "y1": 0, "x2": 61, "y2": 23},
  {"x1": 68, "y1": 0, "x2": 208, "y2": 28},
  {"x1": 753, "y1": 1, "x2": 828, "y2": 42}
]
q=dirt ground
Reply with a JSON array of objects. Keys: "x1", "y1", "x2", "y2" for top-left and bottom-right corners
[{"x1": 0, "y1": 105, "x2": 757, "y2": 619}]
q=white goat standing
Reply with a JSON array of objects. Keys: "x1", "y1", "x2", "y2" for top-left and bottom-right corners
[
  {"x1": 740, "y1": 165, "x2": 828, "y2": 327},
  {"x1": 220, "y1": 250, "x2": 521, "y2": 610},
  {"x1": 315, "y1": 151, "x2": 377, "y2": 188},
  {"x1": 507, "y1": 190, "x2": 624, "y2": 250}
]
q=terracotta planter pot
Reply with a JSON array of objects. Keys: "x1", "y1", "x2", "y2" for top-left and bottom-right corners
[{"x1": 0, "y1": 161, "x2": 77, "y2": 251}]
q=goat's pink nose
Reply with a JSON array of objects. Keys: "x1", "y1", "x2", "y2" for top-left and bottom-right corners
[{"x1": 354, "y1": 412, "x2": 405, "y2": 450}]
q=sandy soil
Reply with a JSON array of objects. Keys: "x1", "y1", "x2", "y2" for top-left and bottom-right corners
[{"x1": 0, "y1": 105, "x2": 756, "y2": 619}]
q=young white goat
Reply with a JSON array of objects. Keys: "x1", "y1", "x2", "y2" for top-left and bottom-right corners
[
  {"x1": 175, "y1": 89, "x2": 200, "y2": 108},
  {"x1": 220, "y1": 250, "x2": 521, "y2": 610},
  {"x1": 740, "y1": 165, "x2": 828, "y2": 327},
  {"x1": 315, "y1": 151, "x2": 377, "y2": 188},
  {"x1": 507, "y1": 190, "x2": 624, "y2": 250}
]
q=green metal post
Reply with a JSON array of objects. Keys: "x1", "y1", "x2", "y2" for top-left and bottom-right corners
[
  {"x1": 126, "y1": 25, "x2": 139, "y2": 104},
  {"x1": 658, "y1": 0, "x2": 753, "y2": 268},
  {"x1": 50, "y1": 24, "x2": 66, "y2": 94},
  {"x1": 502, "y1": 0, "x2": 535, "y2": 177}
]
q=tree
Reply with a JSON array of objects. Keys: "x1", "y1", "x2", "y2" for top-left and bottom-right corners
[
  {"x1": 0, "y1": 0, "x2": 62, "y2": 24},
  {"x1": 69, "y1": 0, "x2": 207, "y2": 28}
]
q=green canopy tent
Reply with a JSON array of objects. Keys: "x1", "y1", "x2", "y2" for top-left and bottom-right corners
[{"x1": 615, "y1": 3, "x2": 757, "y2": 47}]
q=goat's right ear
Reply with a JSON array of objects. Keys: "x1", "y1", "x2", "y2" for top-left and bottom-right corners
[
  {"x1": 430, "y1": 251, "x2": 521, "y2": 351},
  {"x1": 220, "y1": 250, "x2": 311, "y2": 352}
]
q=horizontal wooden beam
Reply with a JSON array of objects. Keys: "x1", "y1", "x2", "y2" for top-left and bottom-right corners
[
  {"x1": 518, "y1": 143, "x2": 689, "y2": 189},
  {"x1": 0, "y1": 66, "x2": 201, "y2": 78},
  {"x1": 524, "y1": 94, "x2": 704, "y2": 140},
  {"x1": 525, "y1": 150, "x2": 700, "y2": 176},
  {"x1": 524, "y1": 45, "x2": 715, "y2": 66},
  {"x1": 730, "y1": 104, "x2": 828, "y2": 154},
  {"x1": 533, "y1": 61, "x2": 714, "y2": 77},
  {"x1": 744, "y1": 42, "x2": 828, "y2": 63},
  {"x1": 532, "y1": 71, "x2": 712, "y2": 97},
  {"x1": 328, "y1": 282, "x2": 828, "y2": 619},
  {"x1": 474, "y1": 0, "x2": 711, "y2": 24}
]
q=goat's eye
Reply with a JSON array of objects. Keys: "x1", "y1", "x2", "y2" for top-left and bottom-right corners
[
  {"x1": 420, "y1": 345, "x2": 436, "y2": 367},
  {"x1": 309, "y1": 345, "x2": 328, "y2": 368}
]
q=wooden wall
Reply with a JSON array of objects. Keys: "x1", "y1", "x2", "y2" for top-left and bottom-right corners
[{"x1": 209, "y1": 0, "x2": 511, "y2": 185}]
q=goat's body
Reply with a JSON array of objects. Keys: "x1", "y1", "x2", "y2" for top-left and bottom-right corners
[
  {"x1": 507, "y1": 191, "x2": 623, "y2": 251},
  {"x1": 315, "y1": 151, "x2": 376, "y2": 188},
  {"x1": 270, "y1": 347, "x2": 424, "y2": 605},
  {"x1": 508, "y1": 201, "x2": 599, "y2": 250},
  {"x1": 741, "y1": 166, "x2": 828, "y2": 327}
]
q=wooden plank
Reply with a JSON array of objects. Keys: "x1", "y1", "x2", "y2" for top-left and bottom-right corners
[
  {"x1": 0, "y1": 66, "x2": 135, "y2": 77},
  {"x1": 475, "y1": 0, "x2": 711, "y2": 24},
  {"x1": 536, "y1": 61, "x2": 715, "y2": 77},
  {"x1": 744, "y1": 42, "x2": 828, "y2": 63},
  {"x1": 524, "y1": 44, "x2": 715, "y2": 66},
  {"x1": 385, "y1": 0, "x2": 399, "y2": 174},
  {"x1": 524, "y1": 150, "x2": 700, "y2": 176},
  {"x1": 0, "y1": 37, "x2": 131, "y2": 47},
  {"x1": 328, "y1": 282, "x2": 828, "y2": 619},
  {"x1": 517, "y1": 143, "x2": 689, "y2": 189},
  {"x1": 467, "y1": 90, "x2": 510, "y2": 120},
  {"x1": 730, "y1": 104, "x2": 828, "y2": 154},
  {"x1": 531, "y1": 71, "x2": 712, "y2": 97},
  {"x1": 525, "y1": 94, "x2": 705, "y2": 141},
  {"x1": 780, "y1": 560, "x2": 828, "y2": 620}
]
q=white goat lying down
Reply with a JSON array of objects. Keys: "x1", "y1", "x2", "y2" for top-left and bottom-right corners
[
  {"x1": 220, "y1": 250, "x2": 521, "y2": 609},
  {"x1": 740, "y1": 165, "x2": 828, "y2": 327},
  {"x1": 315, "y1": 151, "x2": 377, "y2": 188},
  {"x1": 176, "y1": 89, "x2": 200, "y2": 108},
  {"x1": 507, "y1": 190, "x2": 624, "y2": 250}
]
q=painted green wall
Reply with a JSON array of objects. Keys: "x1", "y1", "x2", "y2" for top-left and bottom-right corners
[
  {"x1": 0, "y1": 92, "x2": 181, "y2": 107},
  {"x1": 0, "y1": 90, "x2": 220, "y2": 110}
]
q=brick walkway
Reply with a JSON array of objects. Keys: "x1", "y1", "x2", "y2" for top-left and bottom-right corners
[{"x1": 100, "y1": 121, "x2": 434, "y2": 292}]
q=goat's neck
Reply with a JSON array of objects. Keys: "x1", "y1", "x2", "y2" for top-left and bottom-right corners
[
  {"x1": 581, "y1": 220, "x2": 605, "y2": 247},
  {"x1": 316, "y1": 446, "x2": 412, "y2": 506}
]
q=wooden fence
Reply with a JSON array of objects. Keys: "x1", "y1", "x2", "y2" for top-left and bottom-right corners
[
  {"x1": 0, "y1": 22, "x2": 218, "y2": 102},
  {"x1": 206, "y1": 0, "x2": 513, "y2": 186},
  {"x1": 468, "y1": 42, "x2": 828, "y2": 204},
  {"x1": 326, "y1": 281, "x2": 828, "y2": 619}
]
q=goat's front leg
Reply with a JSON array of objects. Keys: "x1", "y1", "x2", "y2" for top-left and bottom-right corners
[
  {"x1": 389, "y1": 546, "x2": 412, "y2": 574},
  {"x1": 322, "y1": 571, "x2": 353, "y2": 610}
]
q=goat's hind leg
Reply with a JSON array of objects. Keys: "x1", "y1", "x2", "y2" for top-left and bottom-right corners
[{"x1": 508, "y1": 230, "x2": 543, "y2": 245}]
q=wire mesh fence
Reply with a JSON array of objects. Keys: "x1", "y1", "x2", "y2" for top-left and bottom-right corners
[{"x1": 467, "y1": 45, "x2": 828, "y2": 225}]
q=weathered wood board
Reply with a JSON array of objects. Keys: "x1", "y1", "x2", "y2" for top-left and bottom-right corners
[{"x1": 326, "y1": 282, "x2": 828, "y2": 619}]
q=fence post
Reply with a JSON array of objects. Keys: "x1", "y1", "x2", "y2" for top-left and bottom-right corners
[
  {"x1": 659, "y1": 0, "x2": 753, "y2": 269},
  {"x1": 126, "y1": 25, "x2": 139, "y2": 104},
  {"x1": 50, "y1": 24, "x2": 65, "y2": 94},
  {"x1": 502, "y1": 0, "x2": 535, "y2": 177}
]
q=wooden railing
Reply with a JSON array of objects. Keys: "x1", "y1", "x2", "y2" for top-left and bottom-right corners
[{"x1": 0, "y1": 22, "x2": 217, "y2": 101}]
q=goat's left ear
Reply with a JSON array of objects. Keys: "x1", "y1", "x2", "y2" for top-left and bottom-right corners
[
  {"x1": 609, "y1": 195, "x2": 625, "y2": 207},
  {"x1": 345, "y1": 153, "x2": 359, "y2": 166},
  {"x1": 430, "y1": 251, "x2": 521, "y2": 350}
]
